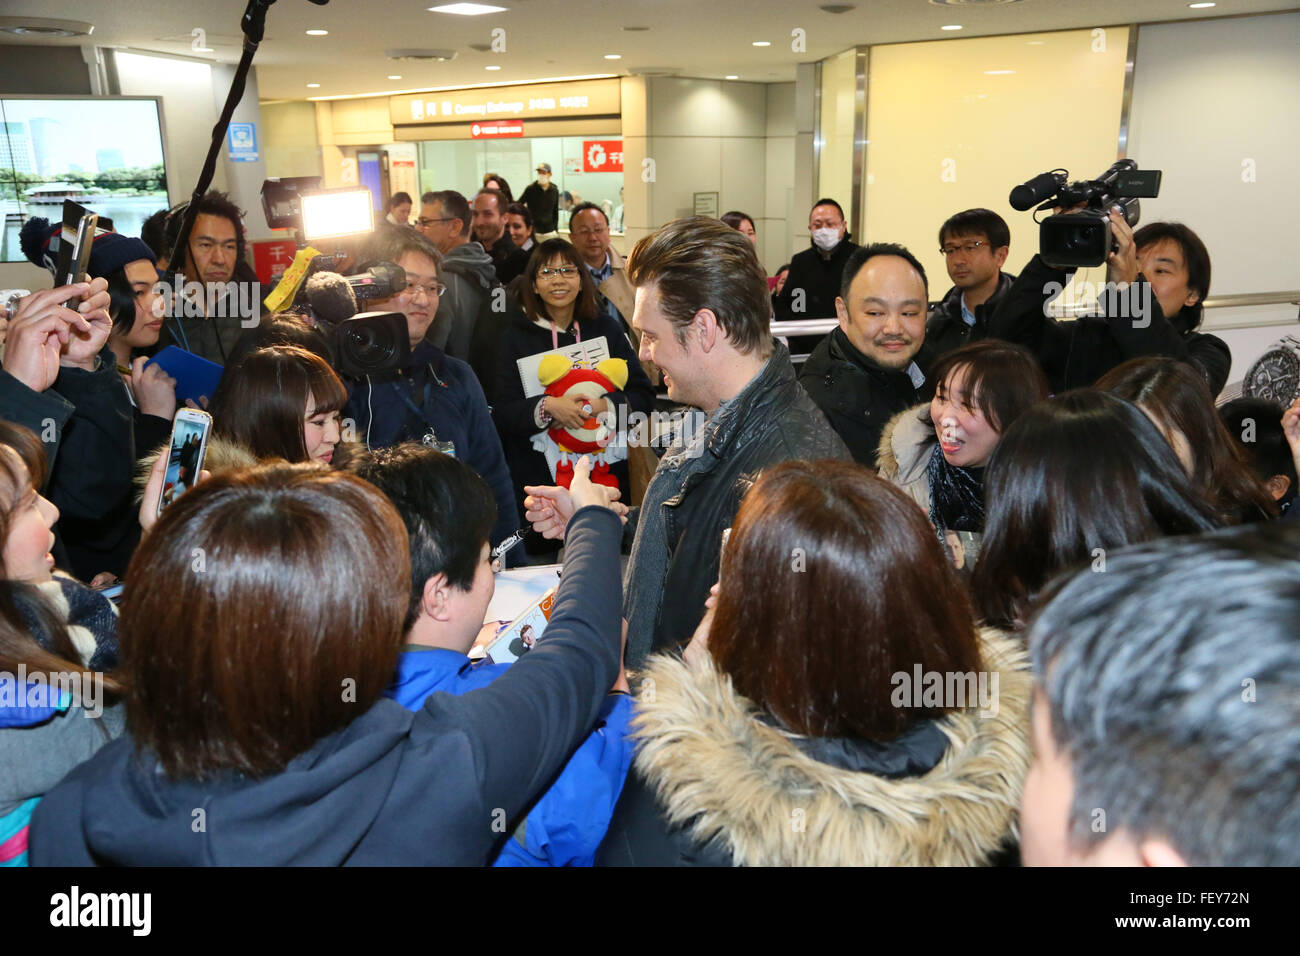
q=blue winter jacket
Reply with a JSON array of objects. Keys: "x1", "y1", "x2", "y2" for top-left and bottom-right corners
[{"x1": 385, "y1": 647, "x2": 634, "y2": 867}]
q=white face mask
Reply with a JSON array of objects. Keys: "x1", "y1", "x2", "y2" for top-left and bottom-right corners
[
  {"x1": 538, "y1": 174, "x2": 551, "y2": 185},
  {"x1": 811, "y1": 226, "x2": 842, "y2": 251}
]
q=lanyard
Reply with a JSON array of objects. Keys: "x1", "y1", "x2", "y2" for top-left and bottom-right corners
[
  {"x1": 550, "y1": 318, "x2": 580, "y2": 351},
  {"x1": 393, "y1": 364, "x2": 445, "y2": 433}
]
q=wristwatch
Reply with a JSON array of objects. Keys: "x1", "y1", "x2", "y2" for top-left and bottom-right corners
[{"x1": 1244, "y1": 335, "x2": 1300, "y2": 407}]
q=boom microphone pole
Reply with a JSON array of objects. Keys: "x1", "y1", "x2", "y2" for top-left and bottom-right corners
[{"x1": 164, "y1": 0, "x2": 330, "y2": 290}]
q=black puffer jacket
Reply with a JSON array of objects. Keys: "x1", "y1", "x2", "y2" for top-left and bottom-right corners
[
  {"x1": 798, "y1": 327, "x2": 930, "y2": 469},
  {"x1": 988, "y1": 254, "x2": 1231, "y2": 395},
  {"x1": 925, "y1": 272, "x2": 1016, "y2": 361}
]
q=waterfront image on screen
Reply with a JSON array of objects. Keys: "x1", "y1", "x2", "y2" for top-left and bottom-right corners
[{"x1": 0, "y1": 98, "x2": 168, "y2": 262}]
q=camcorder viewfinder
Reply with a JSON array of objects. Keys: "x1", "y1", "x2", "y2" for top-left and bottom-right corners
[{"x1": 1009, "y1": 160, "x2": 1163, "y2": 269}]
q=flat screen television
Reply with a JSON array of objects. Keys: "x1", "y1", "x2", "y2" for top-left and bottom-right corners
[{"x1": 0, "y1": 96, "x2": 169, "y2": 263}]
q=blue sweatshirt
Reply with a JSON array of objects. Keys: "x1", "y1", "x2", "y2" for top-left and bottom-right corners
[
  {"x1": 386, "y1": 647, "x2": 634, "y2": 866},
  {"x1": 345, "y1": 341, "x2": 519, "y2": 548},
  {"x1": 28, "y1": 506, "x2": 623, "y2": 866}
]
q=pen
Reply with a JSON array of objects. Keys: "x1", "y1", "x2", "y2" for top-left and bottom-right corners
[{"x1": 490, "y1": 526, "x2": 530, "y2": 570}]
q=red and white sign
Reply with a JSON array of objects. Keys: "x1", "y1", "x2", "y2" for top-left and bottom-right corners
[
  {"x1": 582, "y1": 140, "x2": 624, "y2": 173},
  {"x1": 251, "y1": 239, "x2": 300, "y2": 286},
  {"x1": 470, "y1": 121, "x2": 525, "y2": 138}
]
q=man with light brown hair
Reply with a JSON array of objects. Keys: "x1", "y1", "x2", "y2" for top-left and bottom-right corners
[{"x1": 523, "y1": 216, "x2": 850, "y2": 665}]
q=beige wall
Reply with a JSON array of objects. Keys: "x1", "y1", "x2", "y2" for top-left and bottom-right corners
[
  {"x1": 1126, "y1": 11, "x2": 1300, "y2": 382},
  {"x1": 817, "y1": 48, "x2": 859, "y2": 236},
  {"x1": 862, "y1": 27, "x2": 1131, "y2": 296},
  {"x1": 262, "y1": 100, "x2": 324, "y2": 181},
  {"x1": 621, "y1": 76, "x2": 791, "y2": 273}
]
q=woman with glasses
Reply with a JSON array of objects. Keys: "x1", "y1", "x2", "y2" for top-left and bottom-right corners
[
  {"x1": 489, "y1": 238, "x2": 655, "y2": 560},
  {"x1": 343, "y1": 231, "x2": 521, "y2": 552}
]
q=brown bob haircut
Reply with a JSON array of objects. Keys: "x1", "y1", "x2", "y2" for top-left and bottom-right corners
[
  {"x1": 708, "y1": 460, "x2": 983, "y2": 741},
  {"x1": 626, "y1": 216, "x2": 773, "y2": 357},
  {"x1": 209, "y1": 345, "x2": 348, "y2": 462},
  {"x1": 923, "y1": 340, "x2": 1050, "y2": 434},
  {"x1": 1097, "y1": 357, "x2": 1277, "y2": 522},
  {"x1": 121, "y1": 464, "x2": 410, "y2": 778},
  {"x1": 516, "y1": 238, "x2": 598, "y2": 325}
]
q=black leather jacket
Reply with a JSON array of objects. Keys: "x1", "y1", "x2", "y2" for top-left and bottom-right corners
[{"x1": 623, "y1": 342, "x2": 850, "y2": 664}]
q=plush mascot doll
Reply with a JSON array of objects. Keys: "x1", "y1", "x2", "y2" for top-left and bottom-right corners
[{"x1": 532, "y1": 354, "x2": 629, "y2": 489}]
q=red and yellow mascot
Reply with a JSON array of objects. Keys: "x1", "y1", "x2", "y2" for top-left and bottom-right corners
[{"x1": 532, "y1": 354, "x2": 629, "y2": 489}]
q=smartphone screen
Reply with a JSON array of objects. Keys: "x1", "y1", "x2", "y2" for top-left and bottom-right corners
[{"x1": 158, "y1": 410, "x2": 212, "y2": 517}]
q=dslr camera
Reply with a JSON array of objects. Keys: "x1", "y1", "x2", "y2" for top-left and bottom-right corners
[{"x1": 1009, "y1": 160, "x2": 1163, "y2": 269}]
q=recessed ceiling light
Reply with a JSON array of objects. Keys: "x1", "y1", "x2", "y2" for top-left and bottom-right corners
[
  {"x1": 388, "y1": 74, "x2": 402, "y2": 80},
  {"x1": 1027, "y1": 40, "x2": 1044, "y2": 45},
  {"x1": 306, "y1": 29, "x2": 328, "y2": 36},
  {"x1": 1189, "y1": 2, "x2": 1216, "y2": 7},
  {"x1": 984, "y1": 69, "x2": 1015, "y2": 75},
  {"x1": 752, "y1": 40, "x2": 771, "y2": 47},
  {"x1": 427, "y1": 3, "x2": 507, "y2": 15},
  {"x1": 604, "y1": 54, "x2": 621, "y2": 60},
  {"x1": 307, "y1": 83, "x2": 321, "y2": 88},
  {"x1": 941, "y1": 24, "x2": 962, "y2": 31},
  {"x1": 725, "y1": 74, "x2": 739, "y2": 79},
  {"x1": 485, "y1": 65, "x2": 501, "y2": 70},
  {"x1": 0, "y1": 17, "x2": 95, "y2": 38}
]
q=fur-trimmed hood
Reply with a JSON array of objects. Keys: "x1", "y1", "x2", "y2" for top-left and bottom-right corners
[
  {"x1": 877, "y1": 403, "x2": 935, "y2": 514},
  {"x1": 134, "y1": 434, "x2": 259, "y2": 498},
  {"x1": 627, "y1": 628, "x2": 1031, "y2": 866}
]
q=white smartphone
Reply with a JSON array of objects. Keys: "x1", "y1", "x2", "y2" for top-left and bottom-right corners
[{"x1": 157, "y1": 408, "x2": 212, "y2": 517}]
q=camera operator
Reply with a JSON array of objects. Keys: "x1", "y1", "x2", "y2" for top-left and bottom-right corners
[
  {"x1": 341, "y1": 231, "x2": 520, "y2": 551},
  {"x1": 988, "y1": 208, "x2": 1229, "y2": 395}
]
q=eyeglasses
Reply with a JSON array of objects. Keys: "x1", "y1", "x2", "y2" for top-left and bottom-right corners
[
  {"x1": 941, "y1": 240, "x2": 987, "y2": 257},
  {"x1": 405, "y1": 281, "x2": 447, "y2": 297},
  {"x1": 538, "y1": 266, "x2": 578, "y2": 278},
  {"x1": 416, "y1": 217, "x2": 456, "y2": 228}
]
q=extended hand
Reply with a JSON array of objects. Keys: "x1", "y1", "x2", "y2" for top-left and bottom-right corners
[{"x1": 1105, "y1": 207, "x2": 1139, "y2": 286}]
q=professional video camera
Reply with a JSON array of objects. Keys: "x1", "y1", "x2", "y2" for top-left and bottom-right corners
[
  {"x1": 300, "y1": 267, "x2": 411, "y2": 379},
  {"x1": 261, "y1": 177, "x2": 411, "y2": 376},
  {"x1": 1009, "y1": 160, "x2": 1163, "y2": 269}
]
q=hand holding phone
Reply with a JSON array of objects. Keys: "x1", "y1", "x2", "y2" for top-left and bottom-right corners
[{"x1": 140, "y1": 408, "x2": 212, "y2": 531}]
